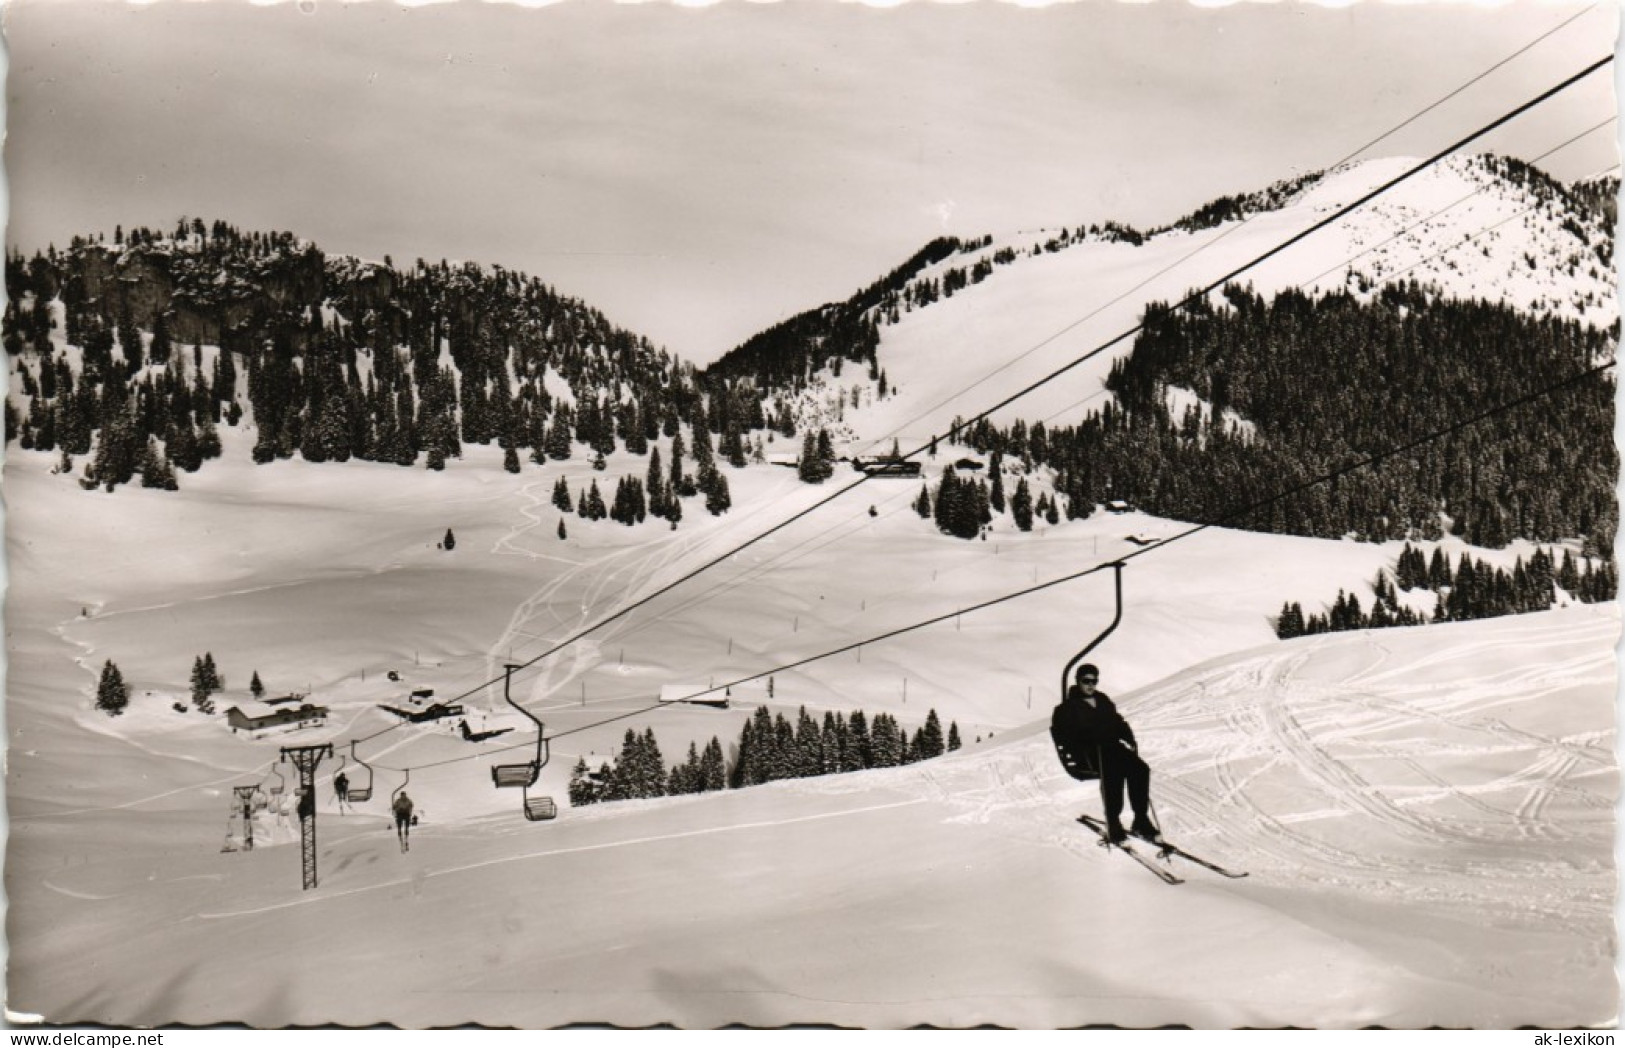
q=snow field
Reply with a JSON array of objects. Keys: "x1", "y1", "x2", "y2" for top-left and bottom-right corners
[
  {"x1": 5, "y1": 153, "x2": 1616, "y2": 1026},
  {"x1": 5, "y1": 422, "x2": 1615, "y2": 1026}
]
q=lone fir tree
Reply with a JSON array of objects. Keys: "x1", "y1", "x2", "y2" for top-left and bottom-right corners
[
  {"x1": 190, "y1": 654, "x2": 221, "y2": 713},
  {"x1": 96, "y1": 660, "x2": 130, "y2": 716}
]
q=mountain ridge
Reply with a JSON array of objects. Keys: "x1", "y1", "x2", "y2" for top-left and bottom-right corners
[
  {"x1": 708, "y1": 153, "x2": 1616, "y2": 438},
  {"x1": 3, "y1": 153, "x2": 1615, "y2": 556}
]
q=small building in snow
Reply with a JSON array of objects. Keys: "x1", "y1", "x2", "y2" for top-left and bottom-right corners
[
  {"x1": 380, "y1": 699, "x2": 466, "y2": 723},
  {"x1": 226, "y1": 699, "x2": 329, "y2": 738},
  {"x1": 1106, "y1": 500, "x2": 1134, "y2": 514},
  {"x1": 851, "y1": 457, "x2": 922, "y2": 478},
  {"x1": 659, "y1": 683, "x2": 731, "y2": 709}
]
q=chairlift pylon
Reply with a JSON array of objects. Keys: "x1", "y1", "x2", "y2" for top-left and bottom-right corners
[{"x1": 221, "y1": 800, "x2": 242, "y2": 853}]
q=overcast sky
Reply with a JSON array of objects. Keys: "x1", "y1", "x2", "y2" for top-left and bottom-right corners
[{"x1": 3, "y1": 0, "x2": 1617, "y2": 363}]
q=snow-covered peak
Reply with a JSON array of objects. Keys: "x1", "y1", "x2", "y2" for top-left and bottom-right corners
[{"x1": 834, "y1": 153, "x2": 1615, "y2": 445}]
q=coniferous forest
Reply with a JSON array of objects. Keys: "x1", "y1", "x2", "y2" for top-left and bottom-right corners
[
  {"x1": 568, "y1": 705, "x2": 961, "y2": 806},
  {"x1": 961, "y1": 283, "x2": 1618, "y2": 556},
  {"x1": 1, "y1": 222, "x2": 763, "y2": 525},
  {"x1": 1278, "y1": 542, "x2": 1617, "y2": 639},
  {"x1": 6, "y1": 214, "x2": 1617, "y2": 631}
]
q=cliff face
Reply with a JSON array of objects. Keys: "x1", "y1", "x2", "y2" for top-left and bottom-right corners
[
  {"x1": 324, "y1": 257, "x2": 404, "y2": 344},
  {"x1": 67, "y1": 239, "x2": 329, "y2": 348}
]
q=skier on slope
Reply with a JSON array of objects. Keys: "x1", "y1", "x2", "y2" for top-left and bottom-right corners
[
  {"x1": 1051, "y1": 663, "x2": 1159, "y2": 844},
  {"x1": 392, "y1": 790, "x2": 415, "y2": 852}
]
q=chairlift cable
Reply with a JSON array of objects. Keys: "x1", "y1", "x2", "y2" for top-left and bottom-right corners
[
  {"x1": 857, "y1": 7, "x2": 1606, "y2": 455},
  {"x1": 1031, "y1": 122, "x2": 1617, "y2": 431},
  {"x1": 425, "y1": 55, "x2": 1613, "y2": 719},
  {"x1": 549, "y1": 356, "x2": 1616, "y2": 723},
  {"x1": 303, "y1": 154, "x2": 1622, "y2": 782},
  {"x1": 262, "y1": 58, "x2": 1615, "y2": 778},
  {"x1": 448, "y1": 100, "x2": 1615, "y2": 714}
]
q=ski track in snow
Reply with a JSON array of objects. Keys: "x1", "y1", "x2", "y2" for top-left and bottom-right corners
[
  {"x1": 195, "y1": 796, "x2": 927, "y2": 920},
  {"x1": 6, "y1": 155, "x2": 1620, "y2": 1028},
  {"x1": 20, "y1": 469, "x2": 729, "y2": 824},
  {"x1": 482, "y1": 479, "x2": 711, "y2": 709},
  {"x1": 40, "y1": 880, "x2": 123, "y2": 902},
  {"x1": 782, "y1": 613, "x2": 1615, "y2": 933}
]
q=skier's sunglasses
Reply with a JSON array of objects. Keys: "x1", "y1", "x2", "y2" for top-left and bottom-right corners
[{"x1": 1079, "y1": 677, "x2": 1098, "y2": 685}]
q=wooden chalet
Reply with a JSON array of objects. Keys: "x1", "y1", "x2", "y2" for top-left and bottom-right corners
[
  {"x1": 226, "y1": 699, "x2": 329, "y2": 738},
  {"x1": 658, "y1": 683, "x2": 731, "y2": 709},
  {"x1": 850, "y1": 456, "x2": 922, "y2": 478}
]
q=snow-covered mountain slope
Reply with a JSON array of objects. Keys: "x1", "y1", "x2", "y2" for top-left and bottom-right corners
[
  {"x1": 824, "y1": 154, "x2": 1615, "y2": 446},
  {"x1": 6, "y1": 154, "x2": 1615, "y2": 1030},
  {"x1": 10, "y1": 588, "x2": 1614, "y2": 1027},
  {"x1": 4, "y1": 436, "x2": 1615, "y2": 1027}
]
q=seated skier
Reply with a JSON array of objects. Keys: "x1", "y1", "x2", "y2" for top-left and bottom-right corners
[{"x1": 1051, "y1": 662, "x2": 1159, "y2": 844}]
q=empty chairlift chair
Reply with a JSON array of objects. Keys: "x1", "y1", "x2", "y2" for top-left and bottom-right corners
[
  {"x1": 266, "y1": 761, "x2": 287, "y2": 801},
  {"x1": 490, "y1": 664, "x2": 557, "y2": 822},
  {"x1": 345, "y1": 740, "x2": 375, "y2": 803}
]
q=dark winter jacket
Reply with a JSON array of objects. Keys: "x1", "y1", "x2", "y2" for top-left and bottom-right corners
[{"x1": 1050, "y1": 687, "x2": 1136, "y2": 780}]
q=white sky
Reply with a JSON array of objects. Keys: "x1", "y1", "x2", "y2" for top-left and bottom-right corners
[{"x1": 3, "y1": 0, "x2": 1618, "y2": 363}]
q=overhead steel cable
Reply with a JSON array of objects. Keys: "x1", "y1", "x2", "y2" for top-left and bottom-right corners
[
  {"x1": 907, "y1": 55, "x2": 1614, "y2": 440},
  {"x1": 399, "y1": 54, "x2": 1613, "y2": 725},
  {"x1": 1329, "y1": 3, "x2": 1602, "y2": 166},
  {"x1": 1033, "y1": 120, "x2": 1618, "y2": 429},
  {"x1": 1294, "y1": 115, "x2": 1618, "y2": 290},
  {"x1": 328, "y1": 55, "x2": 1616, "y2": 768},
  {"x1": 640, "y1": 358, "x2": 1619, "y2": 712},
  {"x1": 354, "y1": 148, "x2": 1625, "y2": 779},
  {"x1": 856, "y1": 3, "x2": 1606, "y2": 454},
  {"x1": 1368, "y1": 165, "x2": 1620, "y2": 291},
  {"x1": 368, "y1": 352, "x2": 1617, "y2": 770}
]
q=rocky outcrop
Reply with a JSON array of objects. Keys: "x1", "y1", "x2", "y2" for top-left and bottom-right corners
[{"x1": 70, "y1": 240, "x2": 327, "y2": 348}]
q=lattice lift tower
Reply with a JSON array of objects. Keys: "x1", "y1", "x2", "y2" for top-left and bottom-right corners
[{"x1": 280, "y1": 743, "x2": 333, "y2": 890}]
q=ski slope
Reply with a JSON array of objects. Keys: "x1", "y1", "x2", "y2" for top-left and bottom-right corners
[
  {"x1": 836, "y1": 155, "x2": 1617, "y2": 446},
  {"x1": 4, "y1": 431, "x2": 1615, "y2": 1028}
]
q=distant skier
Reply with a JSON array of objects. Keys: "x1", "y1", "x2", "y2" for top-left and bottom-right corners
[
  {"x1": 296, "y1": 785, "x2": 316, "y2": 823},
  {"x1": 392, "y1": 790, "x2": 415, "y2": 852},
  {"x1": 1051, "y1": 663, "x2": 1159, "y2": 844},
  {"x1": 334, "y1": 772, "x2": 350, "y2": 811}
]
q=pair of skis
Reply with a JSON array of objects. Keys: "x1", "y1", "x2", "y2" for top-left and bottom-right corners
[{"x1": 1076, "y1": 814, "x2": 1247, "y2": 885}]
